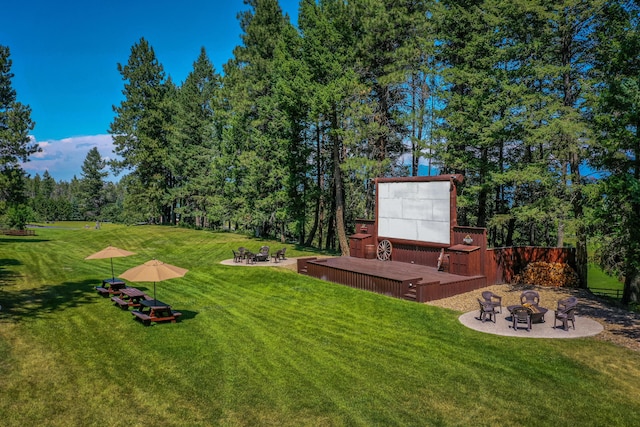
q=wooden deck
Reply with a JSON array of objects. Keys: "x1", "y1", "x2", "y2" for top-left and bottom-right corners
[{"x1": 298, "y1": 257, "x2": 487, "y2": 303}]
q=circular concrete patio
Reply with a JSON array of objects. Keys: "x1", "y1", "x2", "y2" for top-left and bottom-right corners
[
  {"x1": 220, "y1": 257, "x2": 299, "y2": 268},
  {"x1": 459, "y1": 309, "x2": 603, "y2": 338}
]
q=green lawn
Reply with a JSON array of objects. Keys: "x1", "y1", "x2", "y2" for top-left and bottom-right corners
[{"x1": 1, "y1": 225, "x2": 639, "y2": 426}]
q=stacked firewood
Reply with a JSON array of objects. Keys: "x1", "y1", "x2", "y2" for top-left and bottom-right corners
[{"x1": 513, "y1": 262, "x2": 579, "y2": 288}]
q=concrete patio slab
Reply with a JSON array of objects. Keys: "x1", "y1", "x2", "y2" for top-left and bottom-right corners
[{"x1": 459, "y1": 309, "x2": 604, "y2": 339}]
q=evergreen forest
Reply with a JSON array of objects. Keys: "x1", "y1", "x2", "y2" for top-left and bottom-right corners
[{"x1": 2, "y1": 0, "x2": 640, "y2": 303}]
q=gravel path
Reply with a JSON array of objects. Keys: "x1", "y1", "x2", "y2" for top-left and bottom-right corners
[{"x1": 426, "y1": 284, "x2": 640, "y2": 352}]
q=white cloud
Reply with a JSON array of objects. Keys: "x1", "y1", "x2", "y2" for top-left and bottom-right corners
[{"x1": 20, "y1": 134, "x2": 121, "y2": 182}]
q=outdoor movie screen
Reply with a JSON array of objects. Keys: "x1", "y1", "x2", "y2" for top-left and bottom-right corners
[{"x1": 377, "y1": 180, "x2": 451, "y2": 245}]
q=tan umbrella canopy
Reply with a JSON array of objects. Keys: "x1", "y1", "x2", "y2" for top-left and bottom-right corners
[
  {"x1": 85, "y1": 245, "x2": 136, "y2": 281},
  {"x1": 119, "y1": 259, "x2": 188, "y2": 303}
]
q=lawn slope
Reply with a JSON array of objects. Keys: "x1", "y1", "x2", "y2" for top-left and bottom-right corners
[{"x1": 1, "y1": 224, "x2": 639, "y2": 426}]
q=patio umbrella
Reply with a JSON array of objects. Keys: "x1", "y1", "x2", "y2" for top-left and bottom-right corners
[
  {"x1": 118, "y1": 259, "x2": 188, "y2": 303},
  {"x1": 85, "y1": 246, "x2": 136, "y2": 281}
]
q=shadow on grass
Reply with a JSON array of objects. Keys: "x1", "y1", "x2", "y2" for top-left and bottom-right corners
[
  {"x1": 128, "y1": 309, "x2": 198, "y2": 327},
  {"x1": 0, "y1": 278, "x2": 97, "y2": 321},
  {"x1": 175, "y1": 309, "x2": 198, "y2": 321},
  {"x1": 0, "y1": 258, "x2": 22, "y2": 287},
  {"x1": 0, "y1": 237, "x2": 50, "y2": 244}
]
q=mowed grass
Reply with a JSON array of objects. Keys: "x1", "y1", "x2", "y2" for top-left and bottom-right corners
[{"x1": 1, "y1": 225, "x2": 639, "y2": 426}]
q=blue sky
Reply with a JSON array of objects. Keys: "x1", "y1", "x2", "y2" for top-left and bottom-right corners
[{"x1": 4, "y1": 0, "x2": 299, "y2": 182}]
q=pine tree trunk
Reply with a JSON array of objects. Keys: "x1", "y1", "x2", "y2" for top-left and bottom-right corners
[
  {"x1": 305, "y1": 124, "x2": 323, "y2": 248},
  {"x1": 570, "y1": 153, "x2": 588, "y2": 289},
  {"x1": 332, "y1": 127, "x2": 349, "y2": 256}
]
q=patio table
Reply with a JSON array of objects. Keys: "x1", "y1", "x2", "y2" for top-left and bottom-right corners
[
  {"x1": 132, "y1": 299, "x2": 181, "y2": 325},
  {"x1": 95, "y1": 279, "x2": 127, "y2": 297},
  {"x1": 112, "y1": 287, "x2": 147, "y2": 309}
]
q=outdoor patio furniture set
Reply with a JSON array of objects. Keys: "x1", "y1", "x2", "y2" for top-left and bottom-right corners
[
  {"x1": 477, "y1": 290, "x2": 578, "y2": 332},
  {"x1": 88, "y1": 246, "x2": 185, "y2": 326},
  {"x1": 95, "y1": 281, "x2": 182, "y2": 326},
  {"x1": 233, "y1": 246, "x2": 287, "y2": 264}
]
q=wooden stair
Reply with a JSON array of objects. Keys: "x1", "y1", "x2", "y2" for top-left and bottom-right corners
[{"x1": 403, "y1": 287, "x2": 417, "y2": 301}]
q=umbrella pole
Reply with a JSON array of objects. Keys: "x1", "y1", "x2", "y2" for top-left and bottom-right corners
[
  {"x1": 154, "y1": 282, "x2": 157, "y2": 303},
  {"x1": 110, "y1": 257, "x2": 115, "y2": 281}
]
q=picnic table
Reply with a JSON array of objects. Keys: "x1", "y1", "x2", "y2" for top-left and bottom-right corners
[
  {"x1": 131, "y1": 299, "x2": 182, "y2": 326},
  {"x1": 95, "y1": 279, "x2": 127, "y2": 297},
  {"x1": 111, "y1": 287, "x2": 148, "y2": 310}
]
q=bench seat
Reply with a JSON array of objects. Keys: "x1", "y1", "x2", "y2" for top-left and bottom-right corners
[
  {"x1": 111, "y1": 296, "x2": 129, "y2": 309},
  {"x1": 95, "y1": 286, "x2": 109, "y2": 296},
  {"x1": 132, "y1": 310, "x2": 152, "y2": 326},
  {"x1": 150, "y1": 311, "x2": 182, "y2": 323},
  {"x1": 131, "y1": 310, "x2": 182, "y2": 326}
]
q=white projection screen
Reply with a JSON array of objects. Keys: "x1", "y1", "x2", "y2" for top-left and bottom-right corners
[{"x1": 377, "y1": 180, "x2": 451, "y2": 245}]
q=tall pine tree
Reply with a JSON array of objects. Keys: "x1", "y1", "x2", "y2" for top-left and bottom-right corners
[
  {"x1": 0, "y1": 45, "x2": 38, "y2": 211},
  {"x1": 110, "y1": 38, "x2": 175, "y2": 224}
]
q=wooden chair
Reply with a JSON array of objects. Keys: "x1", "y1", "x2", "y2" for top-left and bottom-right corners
[
  {"x1": 511, "y1": 306, "x2": 532, "y2": 331},
  {"x1": 271, "y1": 249, "x2": 283, "y2": 263},
  {"x1": 238, "y1": 247, "x2": 247, "y2": 259},
  {"x1": 481, "y1": 291, "x2": 502, "y2": 314},
  {"x1": 232, "y1": 250, "x2": 243, "y2": 263},
  {"x1": 245, "y1": 251, "x2": 256, "y2": 264}
]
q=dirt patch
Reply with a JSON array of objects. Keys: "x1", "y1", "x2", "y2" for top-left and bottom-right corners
[{"x1": 426, "y1": 284, "x2": 640, "y2": 352}]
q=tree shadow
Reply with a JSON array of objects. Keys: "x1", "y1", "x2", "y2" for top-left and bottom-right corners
[
  {"x1": 0, "y1": 238, "x2": 50, "y2": 244},
  {"x1": 0, "y1": 258, "x2": 22, "y2": 288},
  {"x1": 175, "y1": 309, "x2": 198, "y2": 321},
  {"x1": 576, "y1": 298, "x2": 640, "y2": 343},
  {"x1": 0, "y1": 278, "x2": 97, "y2": 321}
]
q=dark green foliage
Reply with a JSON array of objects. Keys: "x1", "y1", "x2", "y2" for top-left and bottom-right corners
[
  {"x1": 0, "y1": 45, "x2": 38, "y2": 214},
  {"x1": 169, "y1": 47, "x2": 221, "y2": 228},
  {"x1": 588, "y1": 1, "x2": 640, "y2": 303},
  {"x1": 12, "y1": 1, "x2": 640, "y2": 296},
  {"x1": 4, "y1": 202, "x2": 32, "y2": 229},
  {"x1": 79, "y1": 147, "x2": 108, "y2": 220},
  {"x1": 109, "y1": 38, "x2": 174, "y2": 224}
]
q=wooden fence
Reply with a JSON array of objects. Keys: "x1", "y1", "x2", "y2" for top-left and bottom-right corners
[{"x1": 485, "y1": 246, "x2": 576, "y2": 285}]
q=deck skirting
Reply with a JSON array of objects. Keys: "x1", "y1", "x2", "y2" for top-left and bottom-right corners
[{"x1": 299, "y1": 257, "x2": 487, "y2": 303}]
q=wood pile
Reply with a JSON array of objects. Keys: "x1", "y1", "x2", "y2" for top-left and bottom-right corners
[{"x1": 513, "y1": 262, "x2": 578, "y2": 288}]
